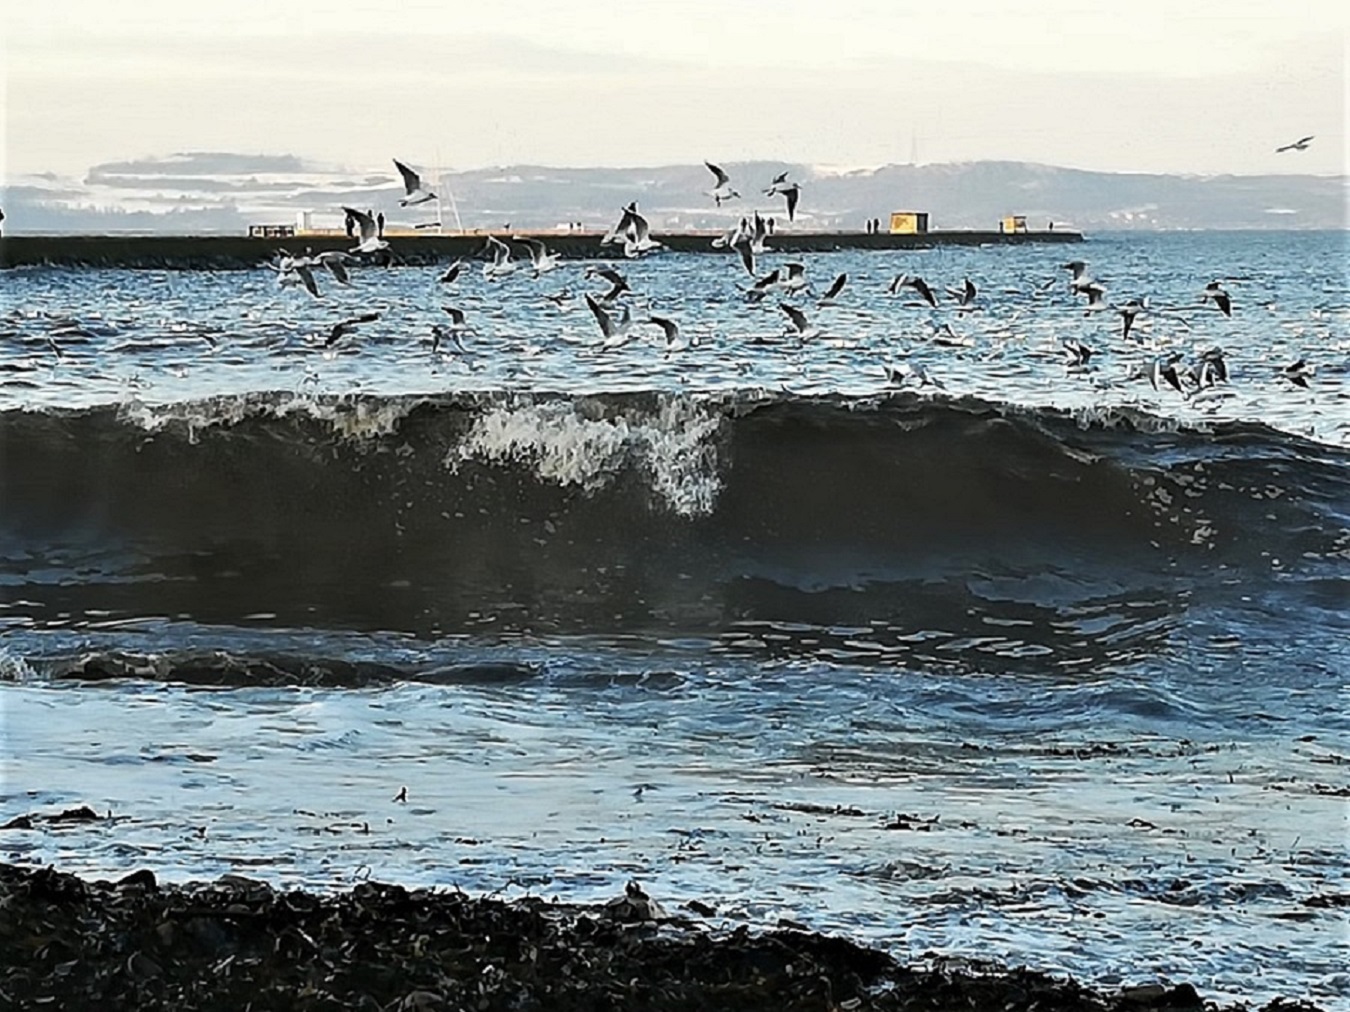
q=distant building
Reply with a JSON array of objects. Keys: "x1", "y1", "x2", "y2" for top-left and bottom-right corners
[
  {"x1": 247, "y1": 224, "x2": 296, "y2": 239},
  {"x1": 1000, "y1": 215, "x2": 1028, "y2": 234},
  {"x1": 888, "y1": 211, "x2": 929, "y2": 235}
]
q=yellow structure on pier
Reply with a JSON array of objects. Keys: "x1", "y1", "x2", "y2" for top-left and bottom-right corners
[
  {"x1": 888, "y1": 211, "x2": 930, "y2": 235},
  {"x1": 1000, "y1": 215, "x2": 1028, "y2": 234}
]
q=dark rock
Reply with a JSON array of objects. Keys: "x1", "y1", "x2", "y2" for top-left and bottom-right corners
[{"x1": 0, "y1": 862, "x2": 1326, "y2": 1012}]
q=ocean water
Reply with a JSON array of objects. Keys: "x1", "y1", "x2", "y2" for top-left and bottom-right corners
[{"x1": 1, "y1": 230, "x2": 1347, "y2": 1006}]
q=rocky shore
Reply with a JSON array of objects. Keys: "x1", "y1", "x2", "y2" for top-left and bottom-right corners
[{"x1": 0, "y1": 862, "x2": 1325, "y2": 1012}]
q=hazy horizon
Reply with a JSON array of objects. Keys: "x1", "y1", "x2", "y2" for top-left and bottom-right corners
[{"x1": 3, "y1": 0, "x2": 1346, "y2": 184}]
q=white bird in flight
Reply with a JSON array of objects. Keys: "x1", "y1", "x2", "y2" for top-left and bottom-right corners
[
  {"x1": 705, "y1": 162, "x2": 740, "y2": 206},
  {"x1": 343, "y1": 207, "x2": 389, "y2": 255},
  {"x1": 393, "y1": 159, "x2": 437, "y2": 206}
]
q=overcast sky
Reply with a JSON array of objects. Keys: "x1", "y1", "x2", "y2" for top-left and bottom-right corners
[{"x1": 4, "y1": 0, "x2": 1346, "y2": 180}]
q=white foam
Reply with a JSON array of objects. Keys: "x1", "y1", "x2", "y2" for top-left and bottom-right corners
[
  {"x1": 451, "y1": 396, "x2": 724, "y2": 517},
  {"x1": 118, "y1": 392, "x2": 425, "y2": 444}
]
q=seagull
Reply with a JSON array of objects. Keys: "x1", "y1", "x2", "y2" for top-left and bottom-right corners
[
  {"x1": 1190, "y1": 347, "x2": 1228, "y2": 387},
  {"x1": 946, "y1": 278, "x2": 977, "y2": 311},
  {"x1": 439, "y1": 258, "x2": 466, "y2": 284},
  {"x1": 775, "y1": 182, "x2": 801, "y2": 222},
  {"x1": 704, "y1": 162, "x2": 740, "y2": 206},
  {"x1": 431, "y1": 306, "x2": 474, "y2": 353},
  {"x1": 1148, "y1": 353, "x2": 1186, "y2": 393},
  {"x1": 1280, "y1": 358, "x2": 1312, "y2": 388},
  {"x1": 1081, "y1": 283, "x2": 1112, "y2": 314},
  {"x1": 712, "y1": 219, "x2": 748, "y2": 249},
  {"x1": 1062, "y1": 260, "x2": 1098, "y2": 295},
  {"x1": 585, "y1": 266, "x2": 630, "y2": 305},
  {"x1": 749, "y1": 268, "x2": 783, "y2": 299},
  {"x1": 482, "y1": 235, "x2": 517, "y2": 279},
  {"x1": 888, "y1": 274, "x2": 937, "y2": 307},
  {"x1": 1275, "y1": 135, "x2": 1314, "y2": 153},
  {"x1": 544, "y1": 288, "x2": 575, "y2": 311},
  {"x1": 1200, "y1": 281, "x2": 1232, "y2": 317},
  {"x1": 621, "y1": 208, "x2": 663, "y2": 258},
  {"x1": 601, "y1": 203, "x2": 639, "y2": 247},
  {"x1": 930, "y1": 321, "x2": 973, "y2": 348},
  {"x1": 780, "y1": 262, "x2": 809, "y2": 295},
  {"x1": 393, "y1": 159, "x2": 437, "y2": 206},
  {"x1": 513, "y1": 236, "x2": 559, "y2": 275},
  {"x1": 310, "y1": 250, "x2": 356, "y2": 286},
  {"x1": 585, "y1": 294, "x2": 633, "y2": 348},
  {"x1": 343, "y1": 207, "x2": 389, "y2": 255},
  {"x1": 817, "y1": 273, "x2": 848, "y2": 307},
  {"x1": 779, "y1": 302, "x2": 819, "y2": 340},
  {"x1": 441, "y1": 305, "x2": 475, "y2": 335},
  {"x1": 884, "y1": 361, "x2": 944, "y2": 389},
  {"x1": 648, "y1": 316, "x2": 686, "y2": 353},
  {"x1": 763, "y1": 171, "x2": 793, "y2": 196},
  {"x1": 1117, "y1": 299, "x2": 1146, "y2": 342},
  {"x1": 1062, "y1": 337, "x2": 1094, "y2": 367},
  {"x1": 748, "y1": 211, "x2": 769, "y2": 253},
  {"x1": 324, "y1": 312, "x2": 380, "y2": 348},
  {"x1": 270, "y1": 250, "x2": 321, "y2": 297},
  {"x1": 732, "y1": 238, "x2": 756, "y2": 276}
]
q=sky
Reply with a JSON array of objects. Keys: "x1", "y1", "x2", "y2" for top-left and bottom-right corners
[{"x1": 3, "y1": 0, "x2": 1347, "y2": 180}]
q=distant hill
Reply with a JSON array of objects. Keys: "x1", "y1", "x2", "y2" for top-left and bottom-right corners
[{"x1": 2, "y1": 154, "x2": 1343, "y2": 234}]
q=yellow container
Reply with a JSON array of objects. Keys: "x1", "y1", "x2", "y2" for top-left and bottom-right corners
[{"x1": 889, "y1": 211, "x2": 929, "y2": 234}]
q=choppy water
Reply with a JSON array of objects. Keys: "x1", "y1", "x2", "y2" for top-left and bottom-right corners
[{"x1": 2, "y1": 231, "x2": 1347, "y2": 1007}]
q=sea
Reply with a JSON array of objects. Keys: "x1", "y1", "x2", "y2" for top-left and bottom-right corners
[{"x1": 2, "y1": 229, "x2": 1347, "y2": 1007}]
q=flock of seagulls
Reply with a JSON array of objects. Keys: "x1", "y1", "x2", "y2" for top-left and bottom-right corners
[{"x1": 252, "y1": 154, "x2": 1319, "y2": 403}]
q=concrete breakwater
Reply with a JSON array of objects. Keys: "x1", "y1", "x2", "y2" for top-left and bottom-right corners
[{"x1": 0, "y1": 229, "x2": 1081, "y2": 270}]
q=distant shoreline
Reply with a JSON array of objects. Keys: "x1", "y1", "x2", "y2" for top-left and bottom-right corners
[{"x1": 0, "y1": 230, "x2": 1083, "y2": 269}]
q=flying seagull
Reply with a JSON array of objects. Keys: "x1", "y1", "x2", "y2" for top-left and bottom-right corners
[
  {"x1": 1280, "y1": 359, "x2": 1312, "y2": 389},
  {"x1": 1148, "y1": 353, "x2": 1186, "y2": 393},
  {"x1": 888, "y1": 273, "x2": 937, "y2": 308},
  {"x1": 621, "y1": 207, "x2": 663, "y2": 258},
  {"x1": 310, "y1": 250, "x2": 356, "y2": 286},
  {"x1": 1200, "y1": 281, "x2": 1232, "y2": 317},
  {"x1": 648, "y1": 316, "x2": 686, "y2": 354},
  {"x1": 585, "y1": 293, "x2": 633, "y2": 348},
  {"x1": 817, "y1": 273, "x2": 848, "y2": 307},
  {"x1": 393, "y1": 159, "x2": 437, "y2": 206},
  {"x1": 776, "y1": 182, "x2": 801, "y2": 222},
  {"x1": 704, "y1": 162, "x2": 740, "y2": 206},
  {"x1": 482, "y1": 235, "x2": 517, "y2": 279},
  {"x1": 779, "y1": 262, "x2": 809, "y2": 295},
  {"x1": 779, "y1": 302, "x2": 819, "y2": 340},
  {"x1": 343, "y1": 207, "x2": 389, "y2": 255},
  {"x1": 585, "y1": 265, "x2": 630, "y2": 306},
  {"x1": 946, "y1": 278, "x2": 977, "y2": 311},
  {"x1": 513, "y1": 236, "x2": 560, "y2": 275},
  {"x1": 270, "y1": 250, "x2": 321, "y2": 297},
  {"x1": 885, "y1": 361, "x2": 944, "y2": 389},
  {"x1": 1275, "y1": 136, "x2": 1314, "y2": 153},
  {"x1": 1062, "y1": 337, "x2": 1094, "y2": 368},
  {"x1": 1190, "y1": 347, "x2": 1228, "y2": 388},
  {"x1": 439, "y1": 258, "x2": 466, "y2": 284},
  {"x1": 325, "y1": 312, "x2": 380, "y2": 348},
  {"x1": 1062, "y1": 260, "x2": 1099, "y2": 295}
]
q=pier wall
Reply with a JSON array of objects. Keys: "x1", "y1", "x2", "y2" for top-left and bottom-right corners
[{"x1": 0, "y1": 230, "x2": 1081, "y2": 270}]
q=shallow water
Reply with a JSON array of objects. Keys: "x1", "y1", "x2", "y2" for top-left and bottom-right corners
[{"x1": 2, "y1": 230, "x2": 1347, "y2": 1007}]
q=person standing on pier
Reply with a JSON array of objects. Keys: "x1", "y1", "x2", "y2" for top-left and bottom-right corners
[{"x1": 376, "y1": 212, "x2": 385, "y2": 238}]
